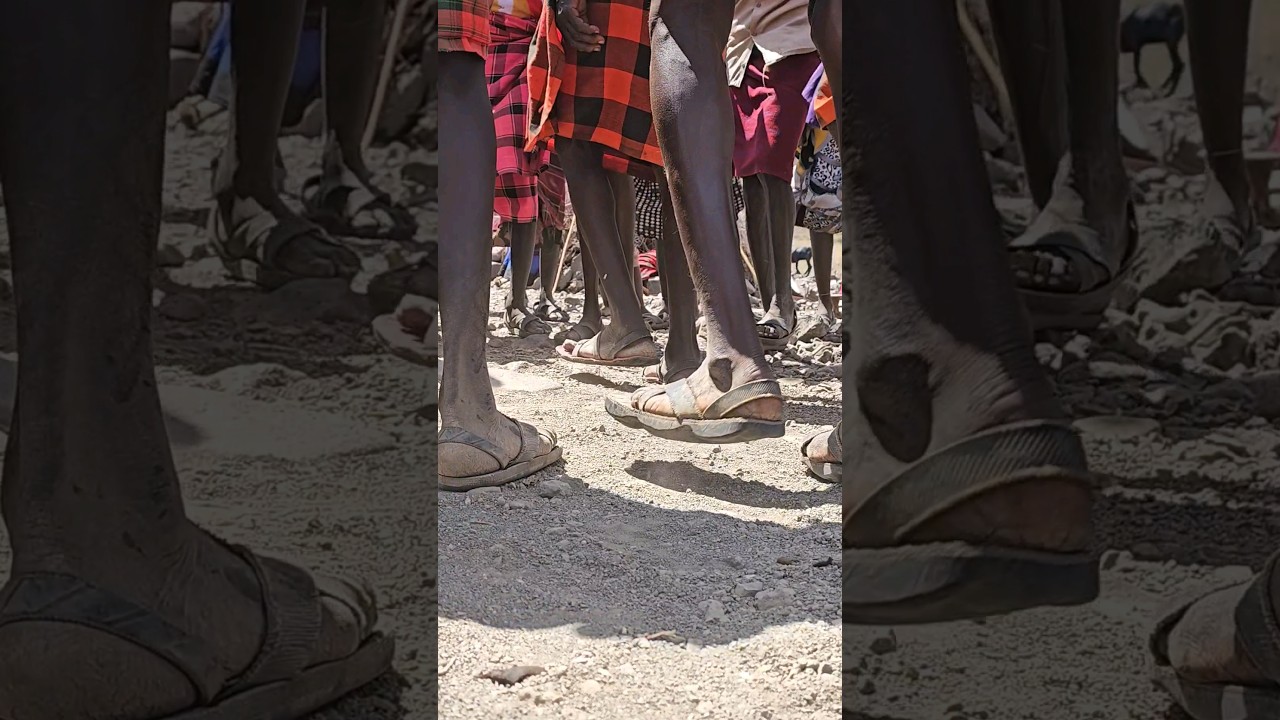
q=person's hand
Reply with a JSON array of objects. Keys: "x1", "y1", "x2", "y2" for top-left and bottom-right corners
[{"x1": 554, "y1": 0, "x2": 604, "y2": 52}]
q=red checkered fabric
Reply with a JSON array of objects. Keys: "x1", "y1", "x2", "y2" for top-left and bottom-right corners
[
  {"x1": 489, "y1": 8, "x2": 549, "y2": 223},
  {"x1": 440, "y1": 0, "x2": 491, "y2": 55},
  {"x1": 526, "y1": 0, "x2": 662, "y2": 179}
]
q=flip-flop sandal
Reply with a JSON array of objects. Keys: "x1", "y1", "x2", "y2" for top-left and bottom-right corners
[
  {"x1": 757, "y1": 316, "x2": 795, "y2": 351},
  {"x1": 556, "y1": 329, "x2": 660, "y2": 368},
  {"x1": 534, "y1": 300, "x2": 571, "y2": 324},
  {"x1": 1150, "y1": 550, "x2": 1280, "y2": 719},
  {"x1": 0, "y1": 540, "x2": 392, "y2": 719},
  {"x1": 302, "y1": 176, "x2": 417, "y2": 242},
  {"x1": 208, "y1": 198, "x2": 357, "y2": 291},
  {"x1": 800, "y1": 423, "x2": 841, "y2": 483},
  {"x1": 644, "y1": 311, "x2": 669, "y2": 331},
  {"x1": 843, "y1": 419, "x2": 1099, "y2": 625},
  {"x1": 439, "y1": 416, "x2": 563, "y2": 490},
  {"x1": 371, "y1": 303, "x2": 437, "y2": 367},
  {"x1": 561, "y1": 322, "x2": 599, "y2": 344},
  {"x1": 604, "y1": 377, "x2": 785, "y2": 443},
  {"x1": 506, "y1": 306, "x2": 552, "y2": 338},
  {"x1": 642, "y1": 359, "x2": 700, "y2": 385},
  {"x1": 1013, "y1": 199, "x2": 1140, "y2": 332}
]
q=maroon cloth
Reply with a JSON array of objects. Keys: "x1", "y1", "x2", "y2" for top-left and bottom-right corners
[{"x1": 731, "y1": 49, "x2": 822, "y2": 181}]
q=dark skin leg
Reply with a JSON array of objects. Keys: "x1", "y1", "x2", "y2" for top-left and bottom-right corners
[
  {"x1": 0, "y1": 2, "x2": 365, "y2": 715},
  {"x1": 504, "y1": 220, "x2": 551, "y2": 334},
  {"x1": 643, "y1": 0, "x2": 780, "y2": 422},
  {"x1": 842, "y1": 0, "x2": 1088, "y2": 549},
  {"x1": 213, "y1": 0, "x2": 359, "y2": 278},
  {"x1": 649, "y1": 177, "x2": 701, "y2": 380},
  {"x1": 534, "y1": 224, "x2": 566, "y2": 318},
  {"x1": 1001, "y1": 0, "x2": 1131, "y2": 296},
  {"x1": 1186, "y1": 0, "x2": 1254, "y2": 237},
  {"x1": 314, "y1": 0, "x2": 408, "y2": 235},
  {"x1": 438, "y1": 51, "x2": 555, "y2": 473},
  {"x1": 575, "y1": 235, "x2": 604, "y2": 338},
  {"x1": 986, "y1": 0, "x2": 1068, "y2": 208},
  {"x1": 557, "y1": 140, "x2": 658, "y2": 360},
  {"x1": 810, "y1": 229, "x2": 836, "y2": 321}
]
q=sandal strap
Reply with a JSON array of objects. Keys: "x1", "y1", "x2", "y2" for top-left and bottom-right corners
[
  {"x1": 1236, "y1": 551, "x2": 1280, "y2": 680},
  {"x1": 439, "y1": 426, "x2": 505, "y2": 465},
  {"x1": 664, "y1": 378, "x2": 701, "y2": 420},
  {"x1": 0, "y1": 572, "x2": 226, "y2": 703},
  {"x1": 704, "y1": 380, "x2": 783, "y2": 420},
  {"x1": 845, "y1": 420, "x2": 1091, "y2": 547},
  {"x1": 602, "y1": 328, "x2": 653, "y2": 362}
]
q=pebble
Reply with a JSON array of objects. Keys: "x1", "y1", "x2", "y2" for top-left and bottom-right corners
[
  {"x1": 755, "y1": 588, "x2": 795, "y2": 612},
  {"x1": 869, "y1": 631, "x2": 898, "y2": 655},
  {"x1": 701, "y1": 599, "x2": 727, "y2": 622},
  {"x1": 733, "y1": 580, "x2": 765, "y2": 597},
  {"x1": 538, "y1": 478, "x2": 573, "y2": 498},
  {"x1": 479, "y1": 664, "x2": 544, "y2": 686},
  {"x1": 580, "y1": 679, "x2": 603, "y2": 694}
]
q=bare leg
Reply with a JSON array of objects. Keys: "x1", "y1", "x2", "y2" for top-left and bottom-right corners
[
  {"x1": 0, "y1": 1, "x2": 373, "y2": 715},
  {"x1": 810, "y1": 229, "x2": 836, "y2": 321},
  {"x1": 1186, "y1": 0, "x2": 1254, "y2": 237},
  {"x1": 655, "y1": 176, "x2": 701, "y2": 378},
  {"x1": 557, "y1": 141, "x2": 658, "y2": 362},
  {"x1": 312, "y1": 0, "x2": 415, "y2": 239},
  {"x1": 534, "y1": 224, "x2": 566, "y2": 317},
  {"x1": 439, "y1": 51, "x2": 556, "y2": 478},
  {"x1": 987, "y1": 0, "x2": 1069, "y2": 208},
  {"x1": 762, "y1": 173, "x2": 797, "y2": 336},
  {"x1": 504, "y1": 221, "x2": 551, "y2": 335},
  {"x1": 640, "y1": 0, "x2": 782, "y2": 426},
  {"x1": 214, "y1": 1, "x2": 360, "y2": 279},
  {"x1": 743, "y1": 174, "x2": 776, "y2": 313}
]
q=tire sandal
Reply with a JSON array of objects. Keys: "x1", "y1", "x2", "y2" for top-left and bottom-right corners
[
  {"x1": 604, "y1": 378, "x2": 785, "y2": 443},
  {"x1": 371, "y1": 296, "x2": 437, "y2": 367},
  {"x1": 1012, "y1": 198, "x2": 1139, "y2": 332},
  {"x1": 1149, "y1": 550, "x2": 1280, "y2": 719},
  {"x1": 0, "y1": 539, "x2": 392, "y2": 719},
  {"x1": 534, "y1": 299, "x2": 571, "y2": 324},
  {"x1": 843, "y1": 420, "x2": 1099, "y2": 625},
  {"x1": 642, "y1": 358, "x2": 700, "y2": 385},
  {"x1": 302, "y1": 175, "x2": 417, "y2": 242},
  {"x1": 439, "y1": 416, "x2": 563, "y2": 491},
  {"x1": 506, "y1": 306, "x2": 552, "y2": 338},
  {"x1": 757, "y1": 315, "x2": 795, "y2": 351},
  {"x1": 556, "y1": 328, "x2": 660, "y2": 367},
  {"x1": 800, "y1": 422, "x2": 842, "y2": 483},
  {"x1": 208, "y1": 197, "x2": 357, "y2": 290}
]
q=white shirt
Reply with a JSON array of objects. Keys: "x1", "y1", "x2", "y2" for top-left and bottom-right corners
[{"x1": 725, "y1": 0, "x2": 817, "y2": 88}]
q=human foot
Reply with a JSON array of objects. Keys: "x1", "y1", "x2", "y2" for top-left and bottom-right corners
[
  {"x1": 0, "y1": 528, "x2": 389, "y2": 719},
  {"x1": 642, "y1": 355, "x2": 701, "y2": 385},
  {"x1": 1150, "y1": 551, "x2": 1280, "y2": 718},
  {"x1": 606, "y1": 358, "x2": 785, "y2": 443},
  {"x1": 505, "y1": 306, "x2": 552, "y2": 338},
  {"x1": 303, "y1": 165, "x2": 416, "y2": 241},
  {"x1": 439, "y1": 414, "x2": 562, "y2": 490},
  {"x1": 210, "y1": 193, "x2": 361, "y2": 290},
  {"x1": 1007, "y1": 155, "x2": 1137, "y2": 331},
  {"x1": 842, "y1": 340, "x2": 1096, "y2": 624},
  {"x1": 557, "y1": 326, "x2": 660, "y2": 367},
  {"x1": 801, "y1": 423, "x2": 841, "y2": 482}
]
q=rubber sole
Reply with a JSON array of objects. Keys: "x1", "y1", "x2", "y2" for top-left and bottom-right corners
[
  {"x1": 439, "y1": 445, "x2": 564, "y2": 491},
  {"x1": 843, "y1": 541, "x2": 1099, "y2": 625},
  {"x1": 1152, "y1": 666, "x2": 1280, "y2": 720},
  {"x1": 164, "y1": 633, "x2": 394, "y2": 720},
  {"x1": 604, "y1": 395, "x2": 784, "y2": 444},
  {"x1": 556, "y1": 346, "x2": 660, "y2": 368},
  {"x1": 805, "y1": 457, "x2": 841, "y2": 483}
]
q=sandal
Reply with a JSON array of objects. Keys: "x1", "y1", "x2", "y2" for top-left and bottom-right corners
[
  {"x1": 644, "y1": 310, "x2": 669, "y2": 332},
  {"x1": 560, "y1": 322, "x2": 598, "y2": 344},
  {"x1": 534, "y1": 299, "x2": 571, "y2": 324},
  {"x1": 800, "y1": 423, "x2": 841, "y2": 483},
  {"x1": 439, "y1": 416, "x2": 563, "y2": 490},
  {"x1": 371, "y1": 296, "x2": 437, "y2": 367},
  {"x1": 366, "y1": 247, "x2": 438, "y2": 316},
  {"x1": 604, "y1": 377, "x2": 785, "y2": 443},
  {"x1": 1011, "y1": 193, "x2": 1140, "y2": 333},
  {"x1": 1150, "y1": 550, "x2": 1280, "y2": 719},
  {"x1": 642, "y1": 358, "x2": 700, "y2": 385},
  {"x1": 302, "y1": 175, "x2": 417, "y2": 242},
  {"x1": 208, "y1": 197, "x2": 359, "y2": 291},
  {"x1": 757, "y1": 315, "x2": 796, "y2": 351},
  {"x1": 843, "y1": 420, "x2": 1098, "y2": 624},
  {"x1": 0, "y1": 539, "x2": 392, "y2": 719},
  {"x1": 506, "y1": 306, "x2": 552, "y2": 338},
  {"x1": 556, "y1": 329, "x2": 660, "y2": 368}
]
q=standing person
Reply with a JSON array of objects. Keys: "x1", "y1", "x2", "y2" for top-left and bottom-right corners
[
  {"x1": 729, "y1": 0, "x2": 822, "y2": 351},
  {"x1": 487, "y1": 0, "x2": 571, "y2": 337},
  {"x1": 529, "y1": 0, "x2": 663, "y2": 368},
  {"x1": 0, "y1": 2, "x2": 392, "y2": 717},
  {"x1": 434, "y1": 0, "x2": 564, "y2": 489}
]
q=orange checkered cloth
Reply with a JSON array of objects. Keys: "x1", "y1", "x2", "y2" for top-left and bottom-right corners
[
  {"x1": 525, "y1": 0, "x2": 662, "y2": 179},
  {"x1": 440, "y1": 0, "x2": 492, "y2": 55},
  {"x1": 813, "y1": 73, "x2": 835, "y2": 130}
]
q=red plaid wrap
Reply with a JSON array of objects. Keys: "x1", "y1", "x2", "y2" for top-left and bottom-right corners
[
  {"x1": 489, "y1": 9, "x2": 551, "y2": 224},
  {"x1": 440, "y1": 0, "x2": 491, "y2": 55},
  {"x1": 525, "y1": 0, "x2": 662, "y2": 179}
]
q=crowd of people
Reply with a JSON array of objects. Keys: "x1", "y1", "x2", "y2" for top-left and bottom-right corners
[{"x1": 0, "y1": 0, "x2": 1276, "y2": 718}]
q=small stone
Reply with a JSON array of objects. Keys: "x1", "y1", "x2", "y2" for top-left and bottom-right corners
[
  {"x1": 479, "y1": 664, "x2": 545, "y2": 686},
  {"x1": 580, "y1": 679, "x2": 603, "y2": 694},
  {"x1": 538, "y1": 478, "x2": 573, "y2": 498},
  {"x1": 776, "y1": 556, "x2": 801, "y2": 565},
  {"x1": 508, "y1": 500, "x2": 533, "y2": 510},
  {"x1": 755, "y1": 588, "x2": 795, "y2": 612},
  {"x1": 701, "y1": 599, "x2": 727, "y2": 622},
  {"x1": 733, "y1": 580, "x2": 765, "y2": 597},
  {"x1": 468, "y1": 486, "x2": 500, "y2": 497},
  {"x1": 859, "y1": 679, "x2": 877, "y2": 695},
  {"x1": 869, "y1": 631, "x2": 898, "y2": 655}
]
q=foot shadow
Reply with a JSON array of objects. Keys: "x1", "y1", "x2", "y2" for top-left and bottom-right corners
[
  {"x1": 625, "y1": 459, "x2": 837, "y2": 510},
  {"x1": 566, "y1": 372, "x2": 638, "y2": 393}
]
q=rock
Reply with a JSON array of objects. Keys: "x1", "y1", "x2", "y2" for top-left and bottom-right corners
[
  {"x1": 468, "y1": 486, "x2": 501, "y2": 498},
  {"x1": 701, "y1": 599, "x2": 727, "y2": 622},
  {"x1": 580, "y1": 679, "x2": 603, "y2": 694},
  {"x1": 755, "y1": 588, "x2": 795, "y2": 612},
  {"x1": 157, "y1": 293, "x2": 208, "y2": 322},
  {"x1": 869, "y1": 631, "x2": 898, "y2": 655},
  {"x1": 733, "y1": 580, "x2": 764, "y2": 597},
  {"x1": 480, "y1": 665, "x2": 545, "y2": 686},
  {"x1": 538, "y1": 478, "x2": 573, "y2": 498}
]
